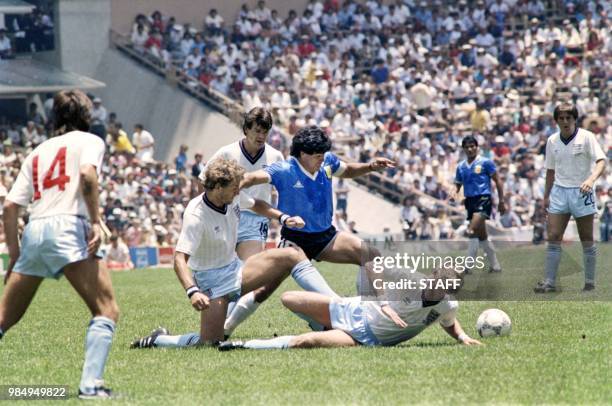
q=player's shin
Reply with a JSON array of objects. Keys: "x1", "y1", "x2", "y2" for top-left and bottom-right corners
[
  {"x1": 79, "y1": 316, "x2": 115, "y2": 395},
  {"x1": 480, "y1": 240, "x2": 501, "y2": 271},
  {"x1": 583, "y1": 245, "x2": 596, "y2": 285},
  {"x1": 291, "y1": 260, "x2": 339, "y2": 297},
  {"x1": 544, "y1": 242, "x2": 562, "y2": 286},
  {"x1": 466, "y1": 238, "x2": 479, "y2": 272},
  {"x1": 224, "y1": 291, "x2": 259, "y2": 337},
  {"x1": 243, "y1": 335, "x2": 295, "y2": 349},
  {"x1": 154, "y1": 332, "x2": 200, "y2": 347}
]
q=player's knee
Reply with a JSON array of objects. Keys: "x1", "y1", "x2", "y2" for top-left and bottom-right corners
[
  {"x1": 290, "y1": 334, "x2": 317, "y2": 349},
  {"x1": 280, "y1": 291, "x2": 300, "y2": 308}
]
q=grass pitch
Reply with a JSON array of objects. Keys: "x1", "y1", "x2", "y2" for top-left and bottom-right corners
[{"x1": 0, "y1": 247, "x2": 610, "y2": 404}]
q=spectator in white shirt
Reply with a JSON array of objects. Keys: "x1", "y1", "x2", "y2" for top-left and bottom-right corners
[{"x1": 132, "y1": 124, "x2": 155, "y2": 162}]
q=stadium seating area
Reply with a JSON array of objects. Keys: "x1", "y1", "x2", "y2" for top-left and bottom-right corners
[
  {"x1": 122, "y1": 0, "x2": 611, "y2": 237},
  {"x1": 0, "y1": 0, "x2": 55, "y2": 58}
]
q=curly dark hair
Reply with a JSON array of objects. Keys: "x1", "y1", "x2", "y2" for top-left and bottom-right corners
[
  {"x1": 290, "y1": 126, "x2": 332, "y2": 158},
  {"x1": 553, "y1": 102, "x2": 579, "y2": 121},
  {"x1": 461, "y1": 135, "x2": 478, "y2": 148}
]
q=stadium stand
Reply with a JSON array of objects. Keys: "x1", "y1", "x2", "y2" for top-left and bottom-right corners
[{"x1": 110, "y1": 0, "x2": 610, "y2": 240}]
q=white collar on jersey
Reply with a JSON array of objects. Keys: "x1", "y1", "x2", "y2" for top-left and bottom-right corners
[
  {"x1": 293, "y1": 156, "x2": 319, "y2": 181},
  {"x1": 466, "y1": 155, "x2": 482, "y2": 167}
]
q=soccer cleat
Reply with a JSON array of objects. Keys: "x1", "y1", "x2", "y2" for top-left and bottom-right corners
[
  {"x1": 130, "y1": 326, "x2": 170, "y2": 349},
  {"x1": 217, "y1": 340, "x2": 245, "y2": 351},
  {"x1": 78, "y1": 386, "x2": 113, "y2": 400},
  {"x1": 583, "y1": 283, "x2": 595, "y2": 291},
  {"x1": 534, "y1": 281, "x2": 556, "y2": 293}
]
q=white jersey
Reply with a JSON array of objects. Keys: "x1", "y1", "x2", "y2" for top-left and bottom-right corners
[
  {"x1": 363, "y1": 273, "x2": 458, "y2": 346},
  {"x1": 175, "y1": 192, "x2": 255, "y2": 271},
  {"x1": 545, "y1": 128, "x2": 606, "y2": 188},
  {"x1": 6, "y1": 131, "x2": 105, "y2": 220},
  {"x1": 200, "y1": 140, "x2": 283, "y2": 211}
]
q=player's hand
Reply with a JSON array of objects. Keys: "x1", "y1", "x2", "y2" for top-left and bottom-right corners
[
  {"x1": 381, "y1": 304, "x2": 408, "y2": 328},
  {"x1": 543, "y1": 196, "x2": 550, "y2": 215},
  {"x1": 460, "y1": 337, "x2": 483, "y2": 346},
  {"x1": 579, "y1": 179, "x2": 594, "y2": 195},
  {"x1": 369, "y1": 157, "x2": 396, "y2": 171},
  {"x1": 498, "y1": 201, "x2": 507, "y2": 215},
  {"x1": 87, "y1": 223, "x2": 102, "y2": 256},
  {"x1": 191, "y1": 292, "x2": 210, "y2": 311},
  {"x1": 285, "y1": 216, "x2": 305, "y2": 229}
]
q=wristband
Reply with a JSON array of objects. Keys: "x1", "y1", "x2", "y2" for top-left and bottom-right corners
[
  {"x1": 458, "y1": 332, "x2": 469, "y2": 342},
  {"x1": 279, "y1": 214, "x2": 290, "y2": 226},
  {"x1": 186, "y1": 285, "x2": 200, "y2": 299}
]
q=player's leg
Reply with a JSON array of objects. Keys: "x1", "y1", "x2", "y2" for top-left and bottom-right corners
[
  {"x1": 224, "y1": 240, "x2": 266, "y2": 337},
  {"x1": 199, "y1": 297, "x2": 229, "y2": 344},
  {"x1": 240, "y1": 246, "x2": 306, "y2": 295},
  {"x1": 466, "y1": 213, "x2": 485, "y2": 272},
  {"x1": 63, "y1": 258, "x2": 119, "y2": 397},
  {"x1": 0, "y1": 273, "x2": 43, "y2": 338},
  {"x1": 475, "y1": 214, "x2": 501, "y2": 272},
  {"x1": 536, "y1": 212, "x2": 571, "y2": 292},
  {"x1": 280, "y1": 290, "x2": 334, "y2": 328},
  {"x1": 575, "y1": 214, "x2": 596, "y2": 290},
  {"x1": 220, "y1": 329, "x2": 358, "y2": 350},
  {"x1": 317, "y1": 231, "x2": 379, "y2": 294}
]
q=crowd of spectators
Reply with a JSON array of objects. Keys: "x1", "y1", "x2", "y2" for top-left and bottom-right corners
[{"x1": 127, "y1": 0, "x2": 611, "y2": 237}]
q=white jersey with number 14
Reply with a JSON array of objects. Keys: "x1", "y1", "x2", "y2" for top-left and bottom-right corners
[{"x1": 7, "y1": 131, "x2": 105, "y2": 220}]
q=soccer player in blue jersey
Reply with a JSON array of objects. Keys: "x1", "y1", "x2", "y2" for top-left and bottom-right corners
[
  {"x1": 453, "y1": 135, "x2": 506, "y2": 273},
  {"x1": 240, "y1": 126, "x2": 395, "y2": 303}
]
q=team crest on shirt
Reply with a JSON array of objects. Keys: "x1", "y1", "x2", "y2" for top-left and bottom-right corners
[
  {"x1": 324, "y1": 165, "x2": 332, "y2": 179},
  {"x1": 214, "y1": 226, "x2": 221, "y2": 233},
  {"x1": 233, "y1": 205, "x2": 241, "y2": 218},
  {"x1": 474, "y1": 165, "x2": 482, "y2": 174}
]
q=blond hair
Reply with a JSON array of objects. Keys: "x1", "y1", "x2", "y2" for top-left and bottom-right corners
[{"x1": 202, "y1": 158, "x2": 245, "y2": 190}]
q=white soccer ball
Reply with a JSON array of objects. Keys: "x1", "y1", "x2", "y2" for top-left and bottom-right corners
[{"x1": 476, "y1": 309, "x2": 511, "y2": 338}]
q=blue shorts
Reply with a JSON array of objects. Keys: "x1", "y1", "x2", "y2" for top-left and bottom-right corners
[
  {"x1": 548, "y1": 185, "x2": 597, "y2": 218},
  {"x1": 238, "y1": 211, "x2": 268, "y2": 243},
  {"x1": 464, "y1": 194, "x2": 492, "y2": 220},
  {"x1": 329, "y1": 297, "x2": 380, "y2": 346},
  {"x1": 192, "y1": 258, "x2": 243, "y2": 301},
  {"x1": 13, "y1": 215, "x2": 91, "y2": 279}
]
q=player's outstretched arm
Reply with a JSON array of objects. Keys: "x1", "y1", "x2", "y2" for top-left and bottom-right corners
[
  {"x1": 250, "y1": 199, "x2": 305, "y2": 229},
  {"x1": 80, "y1": 164, "x2": 102, "y2": 256},
  {"x1": 339, "y1": 157, "x2": 396, "y2": 178},
  {"x1": 173, "y1": 251, "x2": 209, "y2": 311},
  {"x1": 442, "y1": 320, "x2": 482, "y2": 346},
  {"x1": 240, "y1": 170, "x2": 271, "y2": 189},
  {"x1": 2, "y1": 201, "x2": 21, "y2": 284}
]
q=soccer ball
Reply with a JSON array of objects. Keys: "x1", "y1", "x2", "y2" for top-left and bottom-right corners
[{"x1": 476, "y1": 309, "x2": 511, "y2": 338}]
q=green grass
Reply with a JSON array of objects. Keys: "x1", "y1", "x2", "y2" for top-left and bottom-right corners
[{"x1": 0, "y1": 255, "x2": 610, "y2": 404}]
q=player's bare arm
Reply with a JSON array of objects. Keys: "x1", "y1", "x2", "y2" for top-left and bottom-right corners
[
  {"x1": 580, "y1": 159, "x2": 606, "y2": 195},
  {"x1": 362, "y1": 262, "x2": 407, "y2": 328},
  {"x1": 80, "y1": 163, "x2": 102, "y2": 256},
  {"x1": 442, "y1": 320, "x2": 482, "y2": 346},
  {"x1": 250, "y1": 198, "x2": 305, "y2": 229},
  {"x1": 543, "y1": 169, "x2": 555, "y2": 210},
  {"x1": 491, "y1": 172, "x2": 506, "y2": 215},
  {"x1": 339, "y1": 157, "x2": 396, "y2": 178},
  {"x1": 173, "y1": 251, "x2": 209, "y2": 311},
  {"x1": 240, "y1": 170, "x2": 270, "y2": 189},
  {"x1": 2, "y1": 200, "x2": 20, "y2": 284}
]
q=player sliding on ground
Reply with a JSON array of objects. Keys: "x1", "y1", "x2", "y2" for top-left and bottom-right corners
[
  {"x1": 131, "y1": 158, "x2": 326, "y2": 348},
  {"x1": 218, "y1": 268, "x2": 481, "y2": 350},
  {"x1": 0, "y1": 90, "x2": 119, "y2": 399},
  {"x1": 237, "y1": 125, "x2": 395, "y2": 328},
  {"x1": 453, "y1": 135, "x2": 505, "y2": 273},
  {"x1": 534, "y1": 103, "x2": 606, "y2": 293}
]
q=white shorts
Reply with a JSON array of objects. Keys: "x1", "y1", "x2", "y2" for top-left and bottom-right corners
[
  {"x1": 13, "y1": 215, "x2": 91, "y2": 279},
  {"x1": 548, "y1": 185, "x2": 597, "y2": 218},
  {"x1": 237, "y1": 211, "x2": 268, "y2": 243},
  {"x1": 329, "y1": 297, "x2": 380, "y2": 346},
  {"x1": 192, "y1": 258, "x2": 243, "y2": 301}
]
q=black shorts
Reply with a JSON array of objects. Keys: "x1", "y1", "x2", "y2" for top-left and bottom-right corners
[
  {"x1": 464, "y1": 195, "x2": 492, "y2": 220},
  {"x1": 279, "y1": 226, "x2": 338, "y2": 260}
]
